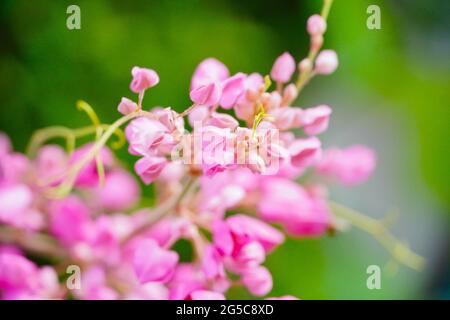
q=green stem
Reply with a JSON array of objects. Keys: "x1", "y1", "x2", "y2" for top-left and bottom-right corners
[
  {"x1": 26, "y1": 124, "x2": 124, "y2": 158},
  {"x1": 329, "y1": 201, "x2": 426, "y2": 271},
  {"x1": 44, "y1": 110, "x2": 153, "y2": 198}
]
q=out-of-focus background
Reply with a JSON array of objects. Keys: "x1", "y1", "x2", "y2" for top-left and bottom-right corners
[{"x1": 0, "y1": 0, "x2": 448, "y2": 299}]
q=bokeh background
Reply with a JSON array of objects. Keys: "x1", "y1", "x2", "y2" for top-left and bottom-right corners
[{"x1": 0, "y1": 0, "x2": 448, "y2": 299}]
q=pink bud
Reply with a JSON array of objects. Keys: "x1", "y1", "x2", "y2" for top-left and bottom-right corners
[
  {"x1": 315, "y1": 50, "x2": 338, "y2": 75},
  {"x1": 117, "y1": 97, "x2": 138, "y2": 115},
  {"x1": 133, "y1": 239, "x2": 178, "y2": 283},
  {"x1": 241, "y1": 266, "x2": 272, "y2": 296},
  {"x1": 189, "y1": 81, "x2": 222, "y2": 106},
  {"x1": 288, "y1": 137, "x2": 322, "y2": 168},
  {"x1": 301, "y1": 104, "x2": 332, "y2": 135},
  {"x1": 220, "y1": 73, "x2": 246, "y2": 109},
  {"x1": 307, "y1": 14, "x2": 327, "y2": 36},
  {"x1": 270, "y1": 52, "x2": 296, "y2": 83},
  {"x1": 134, "y1": 156, "x2": 167, "y2": 185},
  {"x1": 130, "y1": 67, "x2": 160, "y2": 93}
]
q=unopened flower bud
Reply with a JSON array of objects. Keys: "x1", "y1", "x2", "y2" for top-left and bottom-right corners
[
  {"x1": 270, "y1": 52, "x2": 296, "y2": 83},
  {"x1": 315, "y1": 50, "x2": 338, "y2": 75},
  {"x1": 307, "y1": 14, "x2": 327, "y2": 36},
  {"x1": 117, "y1": 97, "x2": 138, "y2": 115}
]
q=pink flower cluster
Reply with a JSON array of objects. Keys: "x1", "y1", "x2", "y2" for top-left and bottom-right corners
[{"x1": 0, "y1": 9, "x2": 377, "y2": 300}]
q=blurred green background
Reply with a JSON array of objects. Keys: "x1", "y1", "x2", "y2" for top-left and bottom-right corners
[{"x1": 0, "y1": 0, "x2": 448, "y2": 299}]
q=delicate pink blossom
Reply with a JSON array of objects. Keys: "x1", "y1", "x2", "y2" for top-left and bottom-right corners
[
  {"x1": 190, "y1": 81, "x2": 222, "y2": 106},
  {"x1": 130, "y1": 67, "x2": 160, "y2": 93},
  {"x1": 133, "y1": 239, "x2": 179, "y2": 284},
  {"x1": 316, "y1": 145, "x2": 376, "y2": 185},
  {"x1": 134, "y1": 156, "x2": 167, "y2": 185}
]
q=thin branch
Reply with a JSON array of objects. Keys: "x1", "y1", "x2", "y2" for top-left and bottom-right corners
[
  {"x1": 0, "y1": 225, "x2": 68, "y2": 259},
  {"x1": 329, "y1": 201, "x2": 426, "y2": 271},
  {"x1": 121, "y1": 177, "x2": 198, "y2": 244}
]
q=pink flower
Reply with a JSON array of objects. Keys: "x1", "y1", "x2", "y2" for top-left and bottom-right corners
[
  {"x1": 188, "y1": 105, "x2": 209, "y2": 127},
  {"x1": 300, "y1": 105, "x2": 332, "y2": 135},
  {"x1": 69, "y1": 144, "x2": 114, "y2": 188},
  {"x1": 49, "y1": 195, "x2": 93, "y2": 245},
  {"x1": 153, "y1": 107, "x2": 184, "y2": 133},
  {"x1": 134, "y1": 156, "x2": 167, "y2": 185},
  {"x1": 190, "y1": 81, "x2": 222, "y2": 106},
  {"x1": 258, "y1": 178, "x2": 330, "y2": 237},
  {"x1": 133, "y1": 239, "x2": 178, "y2": 284},
  {"x1": 95, "y1": 170, "x2": 140, "y2": 211},
  {"x1": 191, "y1": 58, "x2": 229, "y2": 90},
  {"x1": 231, "y1": 241, "x2": 266, "y2": 271},
  {"x1": 169, "y1": 264, "x2": 205, "y2": 300},
  {"x1": 0, "y1": 252, "x2": 37, "y2": 292},
  {"x1": 117, "y1": 97, "x2": 138, "y2": 115},
  {"x1": 201, "y1": 245, "x2": 227, "y2": 283},
  {"x1": 307, "y1": 14, "x2": 327, "y2": 36},
  {"x1": 75, "y1": 266, "x2": 118, "y2": 300},
  {"x1": 271, "y1": 107, "x2": 302, "y2": 130},
  {"x1": 288, "y1": 137, "x2": 322, "y2": 168},
  {"x1": 241, "y1": 266, "x2": 272, "y2": 296},
  {"x1": 189, "y1": 290, "x2": 226, "y2": 300},
  {"x1": 125, "y1": 117, "x2": 168, "y2": 156},
  {"x1": 199, "y1": 126, "x2": 236, "y2": 173},
  {"x1": 138, "y1": 216, "x2": 195, "y2": 248},
  {"x1": 315, "y1": 50, "x2": 338, "y2": 75},
  {"x1": 130, "y1": 67, "x2": 159, "y2": 93},
  {"x1": 220, "y1": 73, "x2": 246, "y2": 109},
  {"x1": 234, "y1": 73, "x2": 264, "y2": 121},
  {"x1": 316, "y1": 145, "x2": 376, "y2": 185},
  {"x1": 205, "y1": 112, "x2": 239, "y2": 129},
  {"x1": 36, "y1": 145, "x2": 68, "y2": 183},
  {"x1": 270, "y1": 52, "x2": 296, "y2": 83},
  {"x1": 158, "y1": 160, "x2": 185, "y2": 182},
  {"x1": 0, "y1": 184, "x2": 43, "y2": 230},
  {"x1": 0, "y1": 253, "x2": 59, "y2": 299},
  {"x1": 213, "y1": 214, "x2": 285, "y2": 256}
]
